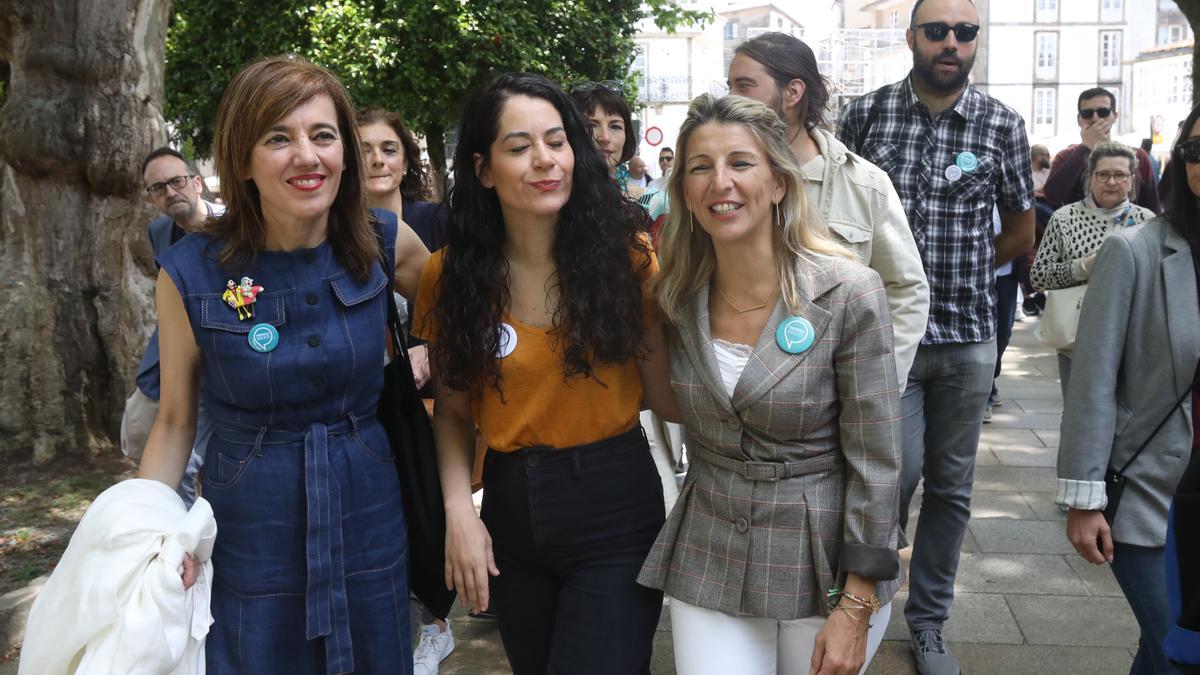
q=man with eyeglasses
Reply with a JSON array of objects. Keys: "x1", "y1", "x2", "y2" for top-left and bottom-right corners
[
  {"x1": 838, "y1": 1, "x2": 1036, "y2": 672},
  {"x1": 120, "y1": 147, "x2": 223, "y2": 505},
  {"x1": 1043, "y1": 87, "x2": 1161, "y2": 213}
]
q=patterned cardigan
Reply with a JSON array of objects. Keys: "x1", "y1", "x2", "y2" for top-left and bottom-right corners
[
  {"x1": 1030, "y1": 200, "x2": 1156, "y2": 291},
  {"x1": 637, "y1": 255, "x2": 904, "y2": 620}
]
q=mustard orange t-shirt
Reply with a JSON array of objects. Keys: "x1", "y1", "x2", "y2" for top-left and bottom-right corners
[{"x1": 412, "y1": 248, "x2": 658, "y2": 452}]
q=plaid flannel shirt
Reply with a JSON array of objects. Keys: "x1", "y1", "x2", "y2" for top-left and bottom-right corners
[{"x1": 837, "y1": 75, "x2": 1034, "y2": 345}]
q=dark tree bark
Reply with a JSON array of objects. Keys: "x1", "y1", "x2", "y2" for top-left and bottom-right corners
[{"x1": 0, "y1": 0, "x2": 170, "y2": 465}]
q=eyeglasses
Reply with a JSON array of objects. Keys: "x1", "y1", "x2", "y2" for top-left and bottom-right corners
[
  {"x1": 1079, "y1": 108, "x2": 1113, "y2": 120},
  {"x1": 911, "y1": 22, "x2": 980, "y2": 42},
  {"x1": 1092, "y1": 171, "x2": 1131, "y2": 184},
  {"x1": 570, "y1": 80, "x2": 625, "y2": 96},
  {"x1": 660, "y1": 155, "x2": 674, "y2": 164},
  {"x1": 1178, "y1": 138, "x2": 1200, "y2": 164},
  {"x1": 145, "y1": 174, "x2": 195, "y2": 196}
]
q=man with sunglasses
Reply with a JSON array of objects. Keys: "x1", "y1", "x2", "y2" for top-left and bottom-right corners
[
  {"x1": 120, "y1": 147, "x2": 223, "y2": 504},
  {"x1": 1043, "y1": 87, "x2": 1161, "y2": 213},
  {"x1": 838, "y1": 1, "x2": 1036, "y2": 673}
]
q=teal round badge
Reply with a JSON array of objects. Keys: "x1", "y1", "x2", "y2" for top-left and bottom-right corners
[
  {"x1": 775, "y1": 316, "x2": 816, "y2": 355},
  {"x1": 956, "y1": 151, "x2": 979, "y2": 173},
  {"x1": 248, "y1": 323, "x2": 280, "y2": 353}
]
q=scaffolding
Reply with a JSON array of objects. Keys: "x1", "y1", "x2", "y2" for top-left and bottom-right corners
[{"x1": 813, "y1": 28, "x2": 909, "y2": 118}]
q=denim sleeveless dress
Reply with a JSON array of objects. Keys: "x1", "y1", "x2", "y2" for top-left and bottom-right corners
[{"x1": 158, "y1": 213, "x2": 411, "y2": 674}]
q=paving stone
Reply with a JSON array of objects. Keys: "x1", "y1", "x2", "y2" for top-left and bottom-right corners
[
  {"x1": 991, "y1": 384, "x2": 1063, "y2": 400},
  {"x1": 1034, "y1": 428, "x2": 1061, "y2": 448},
  {"x1": 954, "y1": 644, "x2": 1132, "y2": 674},
  {"x1": 1022, "y1": 491, "x2": 1069, "y2": 521},
  {"x1": 987, "y1": 444, "x2": 1057, "y2": 467},
  {"x1": 968, "y1": 490, "x2": 1037, "y2": 519},
  {"x1": 979, "y1": 426, "x2": 1045, "y2": 447},
  {"x1": 1013, "y1": 398, "x2": 1063, "y2": 414},
  {"x1": 974, "y1": 447, "x2": 999, "y2": 466},
  {"x1": 970, "y1": 519, "x2": 1076, "y2": 554},
  {"x1": 1007, "y1": 594, "x2": 1139, "y2": 647},
  {"x1": 953, "y1": 553, "x2": 1086, "y2": 595},
  {"x1": 971, "y1": 465, "x2": 1058, "y2": 492},
  {"x1": 884, "y1": 591, "x2": 1023, "y2": 644},
  {"x1": 986, "y1": 411, "x2": 1062, "y2": 430},
  {"x1": 1064, "y1": 555, "x2": 1125, "y2": 597}
]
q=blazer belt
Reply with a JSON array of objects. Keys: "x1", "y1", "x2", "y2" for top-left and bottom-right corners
[{"x1": 690, "y1": 443, "x2": 841, "y2": 482}]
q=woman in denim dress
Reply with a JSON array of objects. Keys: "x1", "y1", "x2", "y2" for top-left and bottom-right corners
[{"x1": 138, "y1": 56, "x2": 430, "y2": 674}]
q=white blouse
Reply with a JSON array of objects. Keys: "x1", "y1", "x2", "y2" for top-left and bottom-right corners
[{"x1": 712, "y1": 338, "x2": 752, "y2": 398}]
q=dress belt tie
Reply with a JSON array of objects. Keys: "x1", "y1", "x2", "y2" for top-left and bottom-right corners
[
  {"x1": 215, "y1": 412, "x2": 368, "y2": 674},
  {"x1": 690, "y1": 442, "x2": 841, "y2": 481}
]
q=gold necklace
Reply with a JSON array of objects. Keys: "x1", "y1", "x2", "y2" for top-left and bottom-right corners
[{"x1": 715, "y1": 282, "x2": 777, "y2": 314}]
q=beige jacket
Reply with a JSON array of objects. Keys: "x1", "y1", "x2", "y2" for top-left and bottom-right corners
[{"x1": 800, "y1": 127, "x2": 929, "y2": 386}]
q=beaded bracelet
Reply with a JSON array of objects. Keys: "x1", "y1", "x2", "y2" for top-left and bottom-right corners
[{"x1": 826, "y1": 587, "x2": 882, "y2": 614}]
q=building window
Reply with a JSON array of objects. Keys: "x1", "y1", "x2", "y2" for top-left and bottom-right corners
[
  {"x1": 1101, "y1": 0, "x2": 1122, "y2": 21},
  {"x1": 1170, "y1": 25, "x2": 1184, "y2": 43},
  {"x1": 889, "y1": 9, "x2": 899, "y2": 28},
  {"x1": 1100, "y1": 30, "x2": 1122, "y2": 80},
  {"x1": 1036, "y1": 0, "x2": 1057, "y2": 22},
  {"x1": 1034, "y1": 88, "x2": 1056, "y2": 133},
  {"x1": 1035, "y1": 32, "x2": 1058, "y2": 79},
  {"x1": 724, "y1": 21, "x2": 737, "y2": 40}
]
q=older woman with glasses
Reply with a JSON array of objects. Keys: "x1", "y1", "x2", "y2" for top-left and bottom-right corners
[{"x1": 1030, "y1": 141, "x2": 1156, "y2": 395}]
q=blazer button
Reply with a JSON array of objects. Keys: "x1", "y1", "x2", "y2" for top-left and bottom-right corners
[
  {"x1": 526, "y1": 453, "x2": 540, "y2": 468},
  {"x1": 735, "y1": 517, "x2": 749, "y2": 533},
  {"x1": 726, "y1": 417, "x2": 741, "y2": 431}
]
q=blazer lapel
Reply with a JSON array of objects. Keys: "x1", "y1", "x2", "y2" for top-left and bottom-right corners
[
  {"x1": 1162, "y1": 228, "x2": 1200, "y2": 397},
  {"x1": 677, "y1": 283, "x2": 736, "y2": 415},
  {"x1": 731, "y1": 259, "x2": 834, "y2": 412}
]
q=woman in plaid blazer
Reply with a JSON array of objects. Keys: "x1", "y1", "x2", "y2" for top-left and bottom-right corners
[{"x1": 637, "y1": 94, "x2": 904, "y2": 675}]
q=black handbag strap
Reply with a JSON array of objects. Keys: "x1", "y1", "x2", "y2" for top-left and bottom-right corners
[
  {"x1": 375, "y1": 229, "x2": 411, "y2": 363},
  {"x1": 1115, "y1": 361, "x2": 1200, "y2": 476}
]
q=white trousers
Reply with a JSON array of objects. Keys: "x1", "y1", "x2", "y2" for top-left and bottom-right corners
[{"x1": 670, "y1": 598, "x2": 892, "y2": 675}]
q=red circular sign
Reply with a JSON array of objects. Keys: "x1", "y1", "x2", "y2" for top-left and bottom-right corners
[{"x1": 645, "y1": 126, "x2": 664, "y2": 146}]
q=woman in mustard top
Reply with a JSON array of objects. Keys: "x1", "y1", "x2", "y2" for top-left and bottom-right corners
[{"x1": 412, "y1": 73, "x2": 677, "y2": 675}]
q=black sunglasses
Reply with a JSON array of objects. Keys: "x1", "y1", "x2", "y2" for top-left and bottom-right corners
[
  {"x1": 1178, "y1": 138, "x2": 1200, "y2": 164},
  {"x1": 912, "y1": 21, "x2": 980, "y2": 42},
  {"x1": 1079, "y1": 107, "x2": 1113, "y2": 120}
]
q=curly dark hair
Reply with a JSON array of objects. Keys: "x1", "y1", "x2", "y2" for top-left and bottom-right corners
[
  {"x1": 432, "y1": 72, "x2": 652, "y2": 393},
  {"x1": 355, "y1": 107, "x2": 430, "y2": 202}
]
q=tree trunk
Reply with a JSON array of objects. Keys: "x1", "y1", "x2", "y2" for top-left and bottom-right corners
[
  {"x1": 1176, "y1": 1, "x2": 1200, "y2": 106},
  {"x1": 424, "y1": 121, "x2": 448, "y2": 201},
  {"x1": 0, "y1": 0, "x2": 170, "y2": 466}
]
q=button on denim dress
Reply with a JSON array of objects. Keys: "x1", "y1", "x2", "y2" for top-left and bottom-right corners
[{"x1": 158, "y1": 215, "x2": 411, "y2": 674}]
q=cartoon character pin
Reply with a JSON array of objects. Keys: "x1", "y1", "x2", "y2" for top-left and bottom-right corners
[{"x1": 223, "y1": 277, "x2": 264, "y2": 321}]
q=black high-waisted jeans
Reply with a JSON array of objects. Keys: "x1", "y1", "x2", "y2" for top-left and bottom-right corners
[{"x1": 482, "y1": 425, "x2": 666, "y2": 675}]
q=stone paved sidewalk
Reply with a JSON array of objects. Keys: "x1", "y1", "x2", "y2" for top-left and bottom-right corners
[{"x1": 437, "y1": 317, "x2": 1140, "y2": 675}]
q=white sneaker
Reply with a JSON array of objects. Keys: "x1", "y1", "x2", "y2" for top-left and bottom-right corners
[{"x1": 413, "y1": 621, "x2": 455, "y2": 675}]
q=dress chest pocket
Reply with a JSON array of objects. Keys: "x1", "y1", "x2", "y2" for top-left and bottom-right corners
[
  {"x1": 329, "y1": 266, "x2": 389, "y2": 357},
  {"x1": 197, "y1": 289, "x2": 292, "y2": 406}
]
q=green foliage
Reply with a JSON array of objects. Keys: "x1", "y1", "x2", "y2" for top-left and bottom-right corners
[{"x1": 165, "y1": 0, "x2": 712, "y2": 170}]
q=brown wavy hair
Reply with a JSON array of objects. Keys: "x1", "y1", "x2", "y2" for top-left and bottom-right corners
[{"x1": 208, "y1": 55, "x2": 376, "y2": 280}]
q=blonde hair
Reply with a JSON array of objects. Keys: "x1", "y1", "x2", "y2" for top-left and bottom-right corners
[{"x1": 653, "y1": 94, "x2": 853, "y2": 324}]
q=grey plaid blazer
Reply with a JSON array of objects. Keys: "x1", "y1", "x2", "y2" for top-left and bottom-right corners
[{"x1": 637, "y1": 255, "x2": 904, "y2": 620}]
